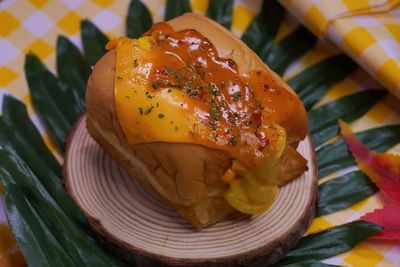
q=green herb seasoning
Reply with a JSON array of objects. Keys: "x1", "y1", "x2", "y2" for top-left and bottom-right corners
[
  {"x1": 232, "y1": 91, "x2": 242, "y2": 101},
  {"x1": 256, "y1": 99, "x2": 264, "y2": 110},
  {"x1": 247, "y1": 84, "x2": 254, "y2": 95},
  {"x1": 244, "y1": 119, "x2": 253, "y2": 126},
  {"x1": 208, "y1": 82, "x2": 221, "y2": 96},
  {"x1": 228, "y1": 114, "x2": 237, "y2": 125},
  {"x1": 144, "y1": 106, "x2": 154, "y2": 115},
  {"x1": 165, "y1": 66, "x2": 177, "y2": 74},
  {"x1": 230, "y1": 135, "x2": 239, "y2": 145},
  {"x1": 209, "y1": 101, "x2": 222, "y2": 121}
]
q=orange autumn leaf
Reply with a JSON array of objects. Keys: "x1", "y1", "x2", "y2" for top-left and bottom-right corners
[
  {"x1": 0, "y1": 250, "x2": 27, "y2": 267},
  {"x1": 1, "y1": 195, "x2": 27, "y2": 267},
  {"x1": 339, "y1": 120, "x2": 400, "y2": 240},
  {"x1": 338, "y1": 120, "x2": 400, "y2": 203},
  {"x1": 0, "y1": 224, "x2": 17, "y2": 255}
]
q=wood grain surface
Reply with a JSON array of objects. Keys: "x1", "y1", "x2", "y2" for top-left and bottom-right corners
[{"x1": 63, "y1": 115, "x2": 318, "y2": 266}]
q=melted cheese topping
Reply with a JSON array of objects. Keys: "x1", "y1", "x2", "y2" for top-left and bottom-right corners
[{"x1": 107, "y1": 23, "x2": 304, "y2": 214}]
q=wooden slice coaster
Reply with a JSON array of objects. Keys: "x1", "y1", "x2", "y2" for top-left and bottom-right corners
[{"x1": 63, "y1": 115, "x2": 318, "y2": 266}]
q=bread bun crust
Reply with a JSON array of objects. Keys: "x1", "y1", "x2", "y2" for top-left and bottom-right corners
[
  {"x1": 87, "y1": 50, "x2": 238, "y2": 228},
  {"x1": 86, "y1": 13, "x2": 308, "y2": 228}
]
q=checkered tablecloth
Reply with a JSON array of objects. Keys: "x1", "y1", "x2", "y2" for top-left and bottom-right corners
[
  {"x1": 280, "y1": 0, "x2": 400, "y2": 100},
  {"x1": 0, "y1": 0, "x2": 399, "y2": 266}
]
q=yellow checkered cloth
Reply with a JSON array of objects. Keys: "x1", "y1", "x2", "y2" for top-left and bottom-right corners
[
  {"x1": 0, "y1": 0, "x2": 399, "y2": 266},
  {"x1": 280, "y1": 0, "x2": 400, "y2": 100}
]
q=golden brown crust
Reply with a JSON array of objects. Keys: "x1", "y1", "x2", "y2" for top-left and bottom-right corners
[{"x1": 85, "y1": 13, "x2": 308, "y2": 228}]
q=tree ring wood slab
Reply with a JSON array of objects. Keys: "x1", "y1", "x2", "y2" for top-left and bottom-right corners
[{"x1": 63, "y1": 116, "x2": 318, "y2": 267}]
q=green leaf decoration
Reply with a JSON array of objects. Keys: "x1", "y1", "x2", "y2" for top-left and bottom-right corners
[
  {"x1": 205, "y1": 0, "x2": 233, "y2": 29},
  {"x1": 278, "y1": 221, "x2": 382, "y2": 265},
  {"x1": 0, "y1": 101, "x2": 87, "y2": 226},
  {"x1": 81, "y1": 19, "x2": 109, "y2": 68},
  {"x1": 4, "y1": 184, "x2": 75, "y2": 267},
  {"x1": 266, "y1": 26, "x2": 317, "y2": 75},
  {"x1": 289, "y1": 55, "x2": 357, "y2": 110},
  {"x1": 126, "y1": 0, "x2": 153, "y2": 38},
  {"x1": 311, "y1": 124, "x2": 339, "y2": 151},
  {"x1": 317, "y1": 171, "x2": 378, "y2": 216},
  {"x1": 164, "y1": 0, "x2": 192, "y2": 21},
  {"x1": 0, "y1": 151, "x2": 128, "y2": 267},
  {"x1": 241, "y1": 0, "x2": 284, "y2": 60},
  {"x1": 283, "y1": 261, "x2": 341, "y2": 267},
  {"x1": 56, "y1": 35, "x2": 87, "y2": 112},
  {"x1": 309, "y1": 89, "x2": 386, "y2": 147},
  {"x1": 24, "y1": 54, "x2": 79, "y2": 150},
  {"x1": 2, "y1": 95, "x2": 60, "y2": 175},
  {"x1": 317, "y1": 124, "x2": 400, "y2": 178}
]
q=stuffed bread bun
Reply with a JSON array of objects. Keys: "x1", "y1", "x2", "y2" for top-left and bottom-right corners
[{"x1": 86, "y1": 13, "x2": 308, "y2": 229}]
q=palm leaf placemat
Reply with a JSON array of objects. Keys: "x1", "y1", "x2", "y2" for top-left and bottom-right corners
[{"x1": 1, "y1": 0, "x2": 399, "y2": 266}]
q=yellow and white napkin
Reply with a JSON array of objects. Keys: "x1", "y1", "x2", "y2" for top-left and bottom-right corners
[{"x1": 280, "y1": 0, "x2": 400, "y2": 99}]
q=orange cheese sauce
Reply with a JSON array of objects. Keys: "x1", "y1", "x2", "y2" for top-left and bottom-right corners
[{"x1": 108, "y1": 22, "x2": 299, "y2": 169}]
